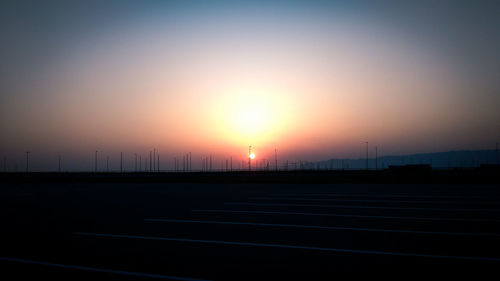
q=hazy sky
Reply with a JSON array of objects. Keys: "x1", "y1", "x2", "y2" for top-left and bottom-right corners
[{"x1": 1, "y1": 0, "x2": 499, "y2": 171}]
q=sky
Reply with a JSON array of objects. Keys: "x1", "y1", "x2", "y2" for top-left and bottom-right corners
[{"x1": 1, "y1": 0, "x2": 499, "y2": 171}]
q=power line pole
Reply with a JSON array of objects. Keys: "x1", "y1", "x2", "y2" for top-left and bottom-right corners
[
  {"x1": 275, "y1": 148, "x2": 278, "y2": 171},
  {"x1": 496, "y1": 142, "x2": 499, "y2": 167},
  {"x1": 26, "y1": 151, "x2": 30, "y2": 172},
  {"x1": 365, "y1": 142, "x2": 369, "y2": 170},
  {"x1": 248, "y1": 146, "x2": 252, "y2": 171}
]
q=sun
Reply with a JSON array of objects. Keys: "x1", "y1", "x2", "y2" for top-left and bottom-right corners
[
  {"x1": 233, "y1": 100, "x2": 272, "y2": 137},
  {"x1": 249, "y1": 153, "x2": 256, "y2": 159},
  {"x1": 210, "y1": 87, "x2": 295, "y2": 146}
]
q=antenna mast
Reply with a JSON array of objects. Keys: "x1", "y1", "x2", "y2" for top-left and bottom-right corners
[{"x1": 248, "y1": 146, "x2": 252, "y2": 171}]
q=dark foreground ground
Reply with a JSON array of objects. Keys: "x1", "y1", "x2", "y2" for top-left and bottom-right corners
[{"x1": 1, "y1": 172, "x2": 500, "y2": 279}]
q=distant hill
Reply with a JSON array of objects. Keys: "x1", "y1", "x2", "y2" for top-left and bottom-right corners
[{"x1": 302, "y1": 150, "x2": 499, "y2": 170}]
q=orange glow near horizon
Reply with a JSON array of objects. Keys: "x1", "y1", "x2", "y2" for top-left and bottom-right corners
[
  {"x1": 208, "y1": 87, "x2": 296, "y2": 147},
  {"x1": 2, "y1": 4, "x2": 499, "y2": 172}
]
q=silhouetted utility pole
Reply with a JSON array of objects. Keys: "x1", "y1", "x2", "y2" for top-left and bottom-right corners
[
  {"x1": 375, "y1": 146, "x2": 378, "y2": 170},
  {"x1": 107, "y1": 156, "x2": 109, "y2": 172},
  {"x1": 153, "y1": 149, "x2": 156, "y2": 171},
  {"x1": 496, "y1": 142, "x2": 499, "y2": 167},
  {"x1": 139, "y1": 155, "x2": 142, "y2": 171},
  {"x1": 365, "y1": 142, "x2": 369, "y2": 170},
  {"x1": 25, "y1": 151, "x2": 30, "y2": 172},
  {"x1": 120, "y1": 152, "x2": 123, "y2": 172},
  {"x1": 157, "y1": 154, "x2": 160, "y2": 172},
  {"x1": 248, "y1": 146, "x2": 252, "y2": 171},
  {"x1": 275, "y1": 148, "x2": 278, "y2": 171},
  {"x1": 94, "y1": 150, "x2": 98, "y2": 172}
]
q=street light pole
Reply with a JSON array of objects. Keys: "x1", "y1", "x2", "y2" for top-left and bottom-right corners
[
  {"x1": 26, "y1": 151, "x2": 30, "y2": 172},
  {"x1": 365, "y1": 142, "x2": 368, "y2": 170},
  {"x1": 248, "y1": 146, "x2": 252, "y2": 171}
]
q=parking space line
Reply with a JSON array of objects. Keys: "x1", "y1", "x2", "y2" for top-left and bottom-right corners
[
  {"x1": 249, "y1": 197, "x2": 498, "y2": 204},
  {"x1": 271, "y1": 193, "x2": 495, "y2": 199},
  {"x1": 0, "y1": 257, "x2": 211, "y2": 281},
  {"x1": 144, "y1": 218, "x2": 500, "y2": 237},
  {"x1": 74, "y1": 232, "x2": 500, "y2": 262},
  {"x1": 225, "y1": 202, "x2": 498, "y2": 212},
  {"x1": 192, "y1": 209, "x2": 500, "y2": 222}
]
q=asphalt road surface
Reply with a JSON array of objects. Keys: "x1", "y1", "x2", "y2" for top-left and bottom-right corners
[{"x1": 2, "y1": 182, "x2": 500, "y2": 279}]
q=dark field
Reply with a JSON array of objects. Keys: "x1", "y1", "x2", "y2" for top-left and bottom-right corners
[{"x1": 1, "y1": 173, "x2": 500, "y2": 279}]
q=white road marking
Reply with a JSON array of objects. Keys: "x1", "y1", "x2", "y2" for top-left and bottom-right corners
[
  {"x1": 249, "y1": 197, "x2": 498, "y2": 204},
  {"x1": 74, "y1": 232, "x2": 500, "y2": 262},
  {"x1": 225, "y1": 202, "x2": 497, "y2": 212},
  {"x1": 192, "y1": 209, "x2": 500, "y2": 222},
  {"x1": 0, "y1": 256, "x2": 211, "y2": 281},
  {"x1": 144, "y1": 218, "x2": 500, "y2": 237},
  {"x1": 271, "y1": 193, "x2": 495, "y2": 199}
]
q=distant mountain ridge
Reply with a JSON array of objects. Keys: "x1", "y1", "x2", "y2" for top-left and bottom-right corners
[{"x1": 306, "y1": 150, "x2": 499, "y2": 170}]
